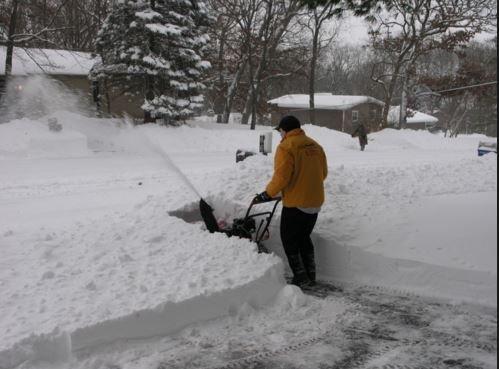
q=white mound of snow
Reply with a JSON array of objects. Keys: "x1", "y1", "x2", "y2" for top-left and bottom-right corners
[
  {"x1": 368, "y1": 128, "x2": 486, "y2": 151},
  {"x1": 0, "y1": 194, "x2": 284, "y2": 366},
  {"x1": 192, "y1": 135, "x2": 497, "y2": 306},
  {"x1": 0, "y1": 113, "x2": 496, "y2": 367},
  {"x1": 0, "y1": 118, "x2": 89, "y2": 158}
]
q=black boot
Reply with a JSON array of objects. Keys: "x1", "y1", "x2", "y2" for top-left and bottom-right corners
[
  {"x1": 301, "y1": 251, "x2": 316, "y2": 285},
  {"x1": 287, "y1": 254, "x2": 312, "y2": 287}
]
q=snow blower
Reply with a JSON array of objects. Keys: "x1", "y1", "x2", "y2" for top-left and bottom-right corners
[{"x1": 199, "y1": 197, "x2": 281, "y2": 253}]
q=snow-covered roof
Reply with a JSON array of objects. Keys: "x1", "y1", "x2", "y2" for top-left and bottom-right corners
[
  {"x1": 388, "y1": 106, "x2": 438, "y2": 124},
  {"x1": 267, "y1": 93, "x2": 384, "y2": 111},
  {"x1": 0, "y1": 46, "x2": 94, "y2": 76}
]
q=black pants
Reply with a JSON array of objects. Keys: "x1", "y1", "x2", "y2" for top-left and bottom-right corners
[
  {"x1": 280, "y1": 207, "x2": 318, "y2": 281},
  {"x1": 359, "y1": 136, "x2": 367, "y2": 151}
]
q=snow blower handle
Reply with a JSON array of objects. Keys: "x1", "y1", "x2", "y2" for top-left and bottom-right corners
[
  {"x1": 246, "y1": 194, "x2": 282, "y2": 218},
  {"x1": 252, "y1": 191, "x2": 272, "y2": 204}
]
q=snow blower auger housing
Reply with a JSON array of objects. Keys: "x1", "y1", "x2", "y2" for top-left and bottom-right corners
[{"x1": 199, "y1": 197, "x2": 281, "y2": 253}]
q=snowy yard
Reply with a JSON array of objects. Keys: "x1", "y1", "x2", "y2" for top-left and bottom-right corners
[{"x1": 0, "y1": 112, "x2": 496, "y2": 369}]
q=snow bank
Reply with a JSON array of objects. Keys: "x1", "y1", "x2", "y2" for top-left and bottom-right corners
[
  {"x1": 368, "y1": 128, "x2": 487, "y2": 151},
  {"x1": 0, "y1": 114, "x2": 496, "y2": 367},
  {"x1": 50, "y1": 112, "x2": 127, "y2": 152},
  {"x1": 29, "y1": 131, "x2": 88, "y2": 158},
  {"x1": 311, "y1": 232, "x2": 496, "y2": 306},
  {"x1": 0, "y1": 329, "x2": 71, "y2": 369},
  {"x1": 192, "y1": 136, "x2": 497, "y2": 306},
  {"x1": 0, "y1": 195, "x2": 284, "y2": 367},
  {"x1": 1, "y1": 111, "x2": 493, "y2": 158},
  {"x1": 0, "y1": 118, "x2": 89, "y2": 158},
  {"x1": 0, "y1": 111, "x2": 274, "y2": 158}
]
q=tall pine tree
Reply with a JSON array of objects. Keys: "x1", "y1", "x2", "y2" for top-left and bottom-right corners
[{"x1": 92, "y1": 0, "x2": 212, "y2": 123}]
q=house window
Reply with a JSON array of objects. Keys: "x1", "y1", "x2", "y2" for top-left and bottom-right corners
[{"x1": 352, "y1": 110, "x2": 359, "y2": 123}]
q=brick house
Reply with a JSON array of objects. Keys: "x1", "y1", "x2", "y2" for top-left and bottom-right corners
[{"x1": 267, "y1": 93, "x2": 384, "y2": 133}]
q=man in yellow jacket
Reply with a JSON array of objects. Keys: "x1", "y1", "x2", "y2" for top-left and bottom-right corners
[{"x1": 254, "y1": 115, "x2": 328, "y2": 287}]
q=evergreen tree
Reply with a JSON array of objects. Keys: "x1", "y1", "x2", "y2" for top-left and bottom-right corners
[{"x1": 91, "y1": 0, "x2": 212, "y2": 123}]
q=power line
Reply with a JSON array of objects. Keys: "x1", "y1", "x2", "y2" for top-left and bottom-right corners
[
  {"x1": 390, "y1": 81, "x2": 497, "y2": 102},
  {"x1": 435, "y1": 81, "x2": 497, "y2": 94},
  {"x1": 414, "y1": 81, "x2": 498, "y2": 97}
]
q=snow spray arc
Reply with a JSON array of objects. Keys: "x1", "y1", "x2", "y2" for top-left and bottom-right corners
[
  {"x1": 147, "y1": 135, "x2": 220, "y2": 232},
  {"x1": 148, "y1": 140, "x2": 203, "y2": 199},
  {"x1": 154, "y1": 152, "x2": 219, "y2": 234},
  {"x1": 150, "y1": 146, "x2": 219, "y2": 232},
  {"x1": 122, "y1": 117, "x2": 206, "y2": 201},
  {"x1": 0, "y1": 75, "x2": 94, "y2": 123},
  {"x1": 121, "y1": 118, "x2": 220, "y2": 232}
]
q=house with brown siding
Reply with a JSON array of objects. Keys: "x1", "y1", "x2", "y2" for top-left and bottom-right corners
[
  {"x1": 0, "y1": 46, "x2": 143, "y2": 119},
  {"x1": 1, "y1": 46, "x2": 93, "y2": 101},
  {"x1": 267, "y1": 93, "x2": 384, "y2": 133}
]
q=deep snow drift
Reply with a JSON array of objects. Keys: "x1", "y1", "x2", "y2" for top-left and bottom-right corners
[{"x1": 0, "y1": 112, "x2": 496, "y2": 368}]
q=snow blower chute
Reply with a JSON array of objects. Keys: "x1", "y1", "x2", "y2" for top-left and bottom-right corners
[{"x1": 199, "y1": 197, "x2": 281, "y2": 253}]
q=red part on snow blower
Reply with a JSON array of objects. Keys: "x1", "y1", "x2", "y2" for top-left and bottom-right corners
[{"x1": 199, "y1": 197, "x2": 281, "y2": 253}]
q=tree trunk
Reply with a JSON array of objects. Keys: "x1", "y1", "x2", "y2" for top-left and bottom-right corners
[
  {"x1": 243, "y1": 44, "x2": 267, "y2": 129},
  {"x1": 143, "y1": 0, "x2": 156, "y2": 123},
  {"x1": 222, "y1": 59, "x2": 247, "y2": 123},
  {"x1": 380, "y1": 63, "x2": 402, "y2": 129},
  {"x1": 240, "y1": 0, "x2": 298, "y2": 128},
  {"x1": 215, "y1": 27, "x2": 227, "y2": 123},
  {"x1": 250, "y1": 91, "x2": 257, "y2": 129},
  {"x1": 5, "y1": 0, "x2": 20, "y2": 78},
  {"x1": 250, "y1": 0, "x2": 274, "y2": 130},
  {"x1": 241, "y1": 49, "x2": 255, "y2": 126},
  {"x1": 309, "y1": 27, "x2": 319, "y2": 125},
  {"x1": 241, "y1": 94, "x2": 252, "y2": 125},
  {"x1": 241, "y1": 98, "x2": 250, "y2": 125},
  {"x1": 241, "y1": 53, "x2": 254, "y2": 126},
  {"x1": 144, "y1": 75, "x2": 155, "y2": 123},
  {"x1": 450, "y1": 101, "x2": 468, "y2": 138},
  {"x1": 398, "y1": 75, "x2": 407, "y2": 129},
  {"x1": 104, "y1": 79, "x2": 112, "y2": 115}
]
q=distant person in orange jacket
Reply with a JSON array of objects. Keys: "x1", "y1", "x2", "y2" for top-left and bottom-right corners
[{"x1": 254, "y1": 115, "x2": 328, "y2": 287}]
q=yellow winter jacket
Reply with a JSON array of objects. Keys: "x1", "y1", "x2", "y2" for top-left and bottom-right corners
[{"x1": 266, "y1": 129, "x2": 328, "y2": 208}]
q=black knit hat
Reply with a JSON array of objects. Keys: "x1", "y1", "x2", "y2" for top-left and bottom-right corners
[{"x1": 275, "y1": 115, "x2": 301, "y2": 132}]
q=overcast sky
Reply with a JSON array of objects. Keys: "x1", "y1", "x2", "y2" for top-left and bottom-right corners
[
  {"x1": 336, "y1": 14, "x2": 496, "y2": 46},
  {"x1": 336, "y1": 15, "x2": 370, "y2": 45}
]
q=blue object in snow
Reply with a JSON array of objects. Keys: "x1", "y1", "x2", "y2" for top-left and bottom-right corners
[{"x1": 477, "y1": 141, "x2": 497, "y2": 156}]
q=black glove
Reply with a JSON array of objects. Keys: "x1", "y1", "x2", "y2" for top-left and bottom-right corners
[{"x1": 253, "y1": 191, "x2": 271, "y2": 203}]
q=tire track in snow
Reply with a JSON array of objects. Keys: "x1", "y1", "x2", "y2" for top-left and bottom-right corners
[{"x1": 157, "y1": 284, "x2": 496, "y2": 369}]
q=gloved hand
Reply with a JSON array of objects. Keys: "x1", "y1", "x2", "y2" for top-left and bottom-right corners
[{"x1": 253, "y1": 191, "x2": 271, "y2": 203}]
